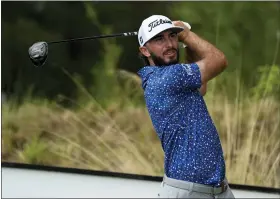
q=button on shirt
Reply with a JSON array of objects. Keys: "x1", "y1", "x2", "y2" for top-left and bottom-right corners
[{"x1": 137, "y1": 63, "x2": 225, "y2": 186}]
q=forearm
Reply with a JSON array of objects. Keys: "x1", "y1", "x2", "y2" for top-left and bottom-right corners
[{"x1": 183, "y1": 31, "x2": 226, "y2": 64}]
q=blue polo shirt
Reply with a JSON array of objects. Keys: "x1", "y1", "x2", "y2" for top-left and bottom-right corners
[{"x1": 137, "y1": 63, "x2": 225, "y2": 186}]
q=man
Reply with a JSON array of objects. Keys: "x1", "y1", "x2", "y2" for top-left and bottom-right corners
[{"x1": 137, "y1": 15, "x2": 235, "y2": 198}]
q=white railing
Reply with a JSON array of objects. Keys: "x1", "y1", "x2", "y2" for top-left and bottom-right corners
[{"x1": 2, "y1": 163, "x2": 280, "y2": 198}]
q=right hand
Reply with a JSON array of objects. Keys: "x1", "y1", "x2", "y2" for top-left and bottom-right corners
[{"x1": 173, "y1": 21, "x2": 191, "y2": 42}]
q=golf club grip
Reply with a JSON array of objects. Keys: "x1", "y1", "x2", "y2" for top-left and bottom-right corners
[{"x1": 48, "y1": 32, "x2": 138, "y2": 45}]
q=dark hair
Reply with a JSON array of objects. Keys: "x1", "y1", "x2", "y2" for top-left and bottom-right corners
[{"x1": 138, "y1": 52, "x2": 150, "y2": 66}]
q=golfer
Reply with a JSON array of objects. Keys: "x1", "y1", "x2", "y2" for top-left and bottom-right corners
[{"x1": 137, "y1": 15, "x2": 235, "y2": 198}]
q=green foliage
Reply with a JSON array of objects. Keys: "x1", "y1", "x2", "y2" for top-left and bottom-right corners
[
  {"x1": 18, "y1": 135, "x2": 49, "y2": 164},
  {"x1": 83, "y1": 2, "x2": 123, "y2": 107},
  {"x1": 169, "y1": 2, "x2": 280, "y2": 98},
  {"x1": 1, "y1": 1, "x2": 172, "y2": 104},
  {"x1": 4, "y1": 1, "x2": 279, "y2": 104},
  {"x1": 252, "y1": 65, "x2": 280, "y2": 99}
]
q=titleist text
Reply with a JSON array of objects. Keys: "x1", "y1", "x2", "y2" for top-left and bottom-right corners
[{"x1": 148, "y1": 19, "x2": 172, "y2": 32}]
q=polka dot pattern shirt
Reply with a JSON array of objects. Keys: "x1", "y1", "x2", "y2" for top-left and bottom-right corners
[{"x1": 137, "y1": 63, "x2": 225, "y2": 186}]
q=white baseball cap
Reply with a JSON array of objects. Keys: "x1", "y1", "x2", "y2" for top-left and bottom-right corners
[{"x1": 138, "y1": 15, "x2": 184, "y2": 47}]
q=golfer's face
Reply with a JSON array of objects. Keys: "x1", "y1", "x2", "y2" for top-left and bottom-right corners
[{"x1": 146, "y1": 30, "x2": 179, "y2": 65}]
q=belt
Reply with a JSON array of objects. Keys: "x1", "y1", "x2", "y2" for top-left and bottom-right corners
[{"x1": 163, "y1": 175, "x2": 228, "y2": 195}]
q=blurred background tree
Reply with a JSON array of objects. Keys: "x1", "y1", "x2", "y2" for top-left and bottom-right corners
[
  {"x1": 1, "y1": 1, "x2": 171, "y2": 105},
  {"x1": 2, "y1": 1, "x2": 280, "y2": 103}
]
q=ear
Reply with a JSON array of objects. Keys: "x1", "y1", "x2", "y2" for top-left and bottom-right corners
[{"x1": 139, "y1": 46, "x2": 151, "y2": 57}]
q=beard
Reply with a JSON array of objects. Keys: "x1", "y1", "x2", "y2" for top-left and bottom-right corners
[{"x1": 150, "y1": 48, "x2": 180, "y2": 66}]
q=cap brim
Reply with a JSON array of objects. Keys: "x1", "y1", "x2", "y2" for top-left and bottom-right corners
[
  {"x1": 168, "y1": 26, "x2": 185, "y2": 33},
  {"x1": 149, "y1": 26, "x2": 184, "y2": 40}
]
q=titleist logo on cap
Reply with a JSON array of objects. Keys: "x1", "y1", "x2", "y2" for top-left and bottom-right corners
[{"x1": 148, "y1": 19, "x2": 172, "y2": 32}]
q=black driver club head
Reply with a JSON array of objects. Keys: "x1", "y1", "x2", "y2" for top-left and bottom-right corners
[
  {"x1": 28, "y1": 42, "x2": 48, "y2": 67},
  {"x1": 28, "y1": 31, "x2": 139, "y2": 67}
]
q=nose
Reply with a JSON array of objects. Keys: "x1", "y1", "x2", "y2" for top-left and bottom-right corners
[{"x1": 165, "y1": 38, "x2": 173, "y2": 48}]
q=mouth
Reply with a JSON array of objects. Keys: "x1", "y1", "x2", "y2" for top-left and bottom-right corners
[{"x1": 164, "y1": 49, "x2": 177, "y2": 56}]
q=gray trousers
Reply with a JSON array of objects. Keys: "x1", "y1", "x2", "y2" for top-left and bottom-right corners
[{"x1": 158, "y1": 175, "x2": 235, "y2": 198}]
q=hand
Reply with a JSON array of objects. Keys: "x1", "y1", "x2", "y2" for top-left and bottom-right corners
[{"x1": 173, "y1": 21, "x2": 191, "y2": 42}]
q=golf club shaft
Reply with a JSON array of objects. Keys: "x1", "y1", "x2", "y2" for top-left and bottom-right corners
[{"x1": 48, "y1": 31, "x2": 138, "y2": 45}]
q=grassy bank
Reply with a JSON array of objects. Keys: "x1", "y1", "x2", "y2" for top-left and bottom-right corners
[{"x1": 2, "y1": 69, "x2": 280, "y2": 189}]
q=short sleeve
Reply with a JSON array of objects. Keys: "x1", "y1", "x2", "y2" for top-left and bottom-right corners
[{"x1": 162, "y1": 63, "x2": 202, "y2": 91}]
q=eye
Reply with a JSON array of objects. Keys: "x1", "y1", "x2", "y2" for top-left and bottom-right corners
[
  {"x1": 154, "y1": 36, "x2": 163, "y2": 41},
  {"x1": 170, "y1": 32, "x2": 177, "y2": 38}
]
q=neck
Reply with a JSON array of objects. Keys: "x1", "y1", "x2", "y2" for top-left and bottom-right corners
[{"x1": 148, "y1": 57, "x2": 155, "y2": 66}]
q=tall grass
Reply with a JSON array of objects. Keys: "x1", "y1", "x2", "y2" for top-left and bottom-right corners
[
  {"x1": 205, "y1": 88, "x2": 280, "y2": 188},
  {"x1": 2, "y1": 65, "x2": 280, "y2": 188},
  {"x1": 2, "y1": 91, "x2": 163, "y2": 174}
]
